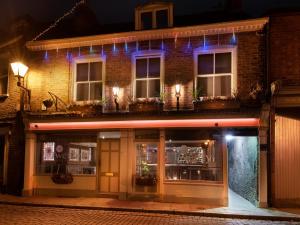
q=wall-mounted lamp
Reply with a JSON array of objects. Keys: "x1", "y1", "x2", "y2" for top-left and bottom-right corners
[
  {"x1": 10, "y1": 62, "x2": 30, "y2": 111},
  {"x1": 112, "y1": 86, "x2": 120, "y2": 112},
  {"x1": 175, "y1": 84, "x2": 181, "y2": 111}
]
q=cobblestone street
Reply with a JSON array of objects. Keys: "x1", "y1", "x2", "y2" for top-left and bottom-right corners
[{"x1": 0, "y1": 204, "x2": 299, "y2": 225}]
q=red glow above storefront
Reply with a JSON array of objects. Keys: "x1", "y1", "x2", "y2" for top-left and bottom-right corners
[{"x1": 29, "y1": 118, "x2": 260, "y2": 131}]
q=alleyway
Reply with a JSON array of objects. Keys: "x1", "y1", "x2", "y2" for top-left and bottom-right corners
[{"x1": 0, "y1": 204, "x2": 299, "y2": 225}]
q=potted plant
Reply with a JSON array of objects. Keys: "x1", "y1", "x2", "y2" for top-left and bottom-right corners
[
  {"x1": 128, "y1": 97, "x2": 164, "y2": 113},
  {"x1": 67, "y1": 100, "x2": 106, "y2": 115},
  {"x1": 135, "y1": 161, "x2": 157, "y2": 186},
  {"x1": 193, "y1": 89, "x2": 240, "y2": 111}
]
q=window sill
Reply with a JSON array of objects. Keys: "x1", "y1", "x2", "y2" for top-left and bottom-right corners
[
  {"x1": 163, "y1": 180, "x2": 223, "y2": 186},
  {"x1": 35, "y1": 174, "x2": 96, "y2": 177},
  {"x1": 0, "y1": 94, "x2": 8, "y2": 101}
]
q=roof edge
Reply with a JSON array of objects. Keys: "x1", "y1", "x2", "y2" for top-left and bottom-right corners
[{"x1": 26, "y1": 17, "x2": 269, "y2": 51}]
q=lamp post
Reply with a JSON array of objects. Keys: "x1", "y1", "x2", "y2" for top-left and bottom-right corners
[
  {"x1": 10, "y1": 62, "x2": 30, "y2": 111},
  {"x1": 112, "y1": 86, "x2": 120, "y2": 112},
  {"x1": 175, "y1": 84, "x2": 181, "y2": 111}
]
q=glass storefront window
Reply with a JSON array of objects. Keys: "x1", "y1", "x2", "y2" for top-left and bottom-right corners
[
  {"x1": 36, "y1": 134, "x2": 97, "y2": 175},
  {"x1": 135, "y1": 143, "x2": 158, "y2": 192},
  {"x1": 165, "y1": 129, "x2": 223, "y2": 182}
]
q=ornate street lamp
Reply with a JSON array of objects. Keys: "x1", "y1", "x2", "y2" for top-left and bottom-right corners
[
  {"x1": 112, "y1": 86, "x2": 120, "y2": 112},
  {"x1": 175, "y1": 84, "x2": 181, "y2": 111},
  {"x1": 10, "y1": 62, "x2": 30, "y2": 111}
]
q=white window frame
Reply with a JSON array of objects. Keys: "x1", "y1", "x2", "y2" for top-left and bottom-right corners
[
  {"x1": 135, "y1": 3, "x2": 173, "y2": 30},
  {"x1": 73, "y1": 55, "x2": 106, "y2": 103},
  {"x1": 132, "y1": 50, "x2": 164, "y2": 100},
  {"x1": 193, "y1": 46, "x2": 237, "y2": 98},
  {"x1": 0, "y1": 67, "x2": 9, "y2": 96}
]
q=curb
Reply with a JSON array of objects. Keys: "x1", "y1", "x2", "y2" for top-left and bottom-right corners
[{"x1": 1, "y1": 201, "x2": 300, "y2": 222}]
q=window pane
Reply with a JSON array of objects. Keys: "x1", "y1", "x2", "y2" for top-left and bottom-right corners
[
  {"x1": 165, "y1": 129, "x2": 223, "y2": 182},
  {"x1": 90, "y1": 82, "x2": 102, "y2": 100},
  {"x1": 156, "y1": 10, "x2": 168, "y2": 28},
  {"x1": 141, "y1": 12, "x2": 152, "y2": 30},
  {"x1": 148, "y1": 79, "x2": 160, "y2": 98},
  {"x1": 215, "y1": 52, "x2": 231, "y2": 73},
  {"x1": 135, "y1": 143, "x2": 157, "y2": 192},
  {"x1": 197, "y1": 77, "x2": 213, "y2": 97},
  {"x1": 136, "y1": 80, "x2": 147, "y2": 98},
  {"x1": 214, "y1": 76, "x2": 231, "y2": 97},
  {"x1": 198, "y1": 54, "x2": 213, "y2": 75},
  {"x1": 0, "y1": 76, "x2": 8, "y2": 95},
  {"x1": 136, "y1": 59, "x2": 147, "y2": 78},
  {"x1": 148, "y1": 58, "x2": 160, "y2": 78},
  {"x1": 76, "y1": 63, "x2": 89, "y2": 81},
  {"x1": 90, "y1": 62, "x2": 102, "y2": 81},
  {"x1": 76, "y1": 83, "x2": 89, "y2": 101}
]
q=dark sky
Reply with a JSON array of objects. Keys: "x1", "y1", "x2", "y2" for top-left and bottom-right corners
[{"x1": 1, "y1": 0, "x2": 300, "y2": 29}]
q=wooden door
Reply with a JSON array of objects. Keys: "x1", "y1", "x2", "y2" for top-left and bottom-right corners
[{"x1": 99, "y1": 139, "x2": 120, "y2": 193}]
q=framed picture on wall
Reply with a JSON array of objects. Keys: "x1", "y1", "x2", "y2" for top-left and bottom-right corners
[
  {"x1": 81, "y1": 148, "x2": 91, "y2": 162},
  {"x1": 43, "y1": 142, "x2": 55, "y2": 161},
  {"x1": 69, "y1": 148, "x2": 80, "y2": 161}
]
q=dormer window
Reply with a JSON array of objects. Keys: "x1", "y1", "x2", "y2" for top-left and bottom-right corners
[{"x1": 135, "y1": 2, "x2": 173, "y2": 30}]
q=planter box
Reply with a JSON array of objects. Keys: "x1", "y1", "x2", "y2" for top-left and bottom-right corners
[
  {"x1": 129, "y1": 102, "x2": 164, "y2": 113},
  {"x1": 135, "y1": 175, "x2": 157, "y2": 186},
  {"x1": 67, "y1": 104, "x2": 103, "y2": 115},
  {"x1": 193, "y1": 100, "x2": 240, "y2": 111},
  {"x1": 51, "y1": 173, "x2": 73, "y2": 184}
]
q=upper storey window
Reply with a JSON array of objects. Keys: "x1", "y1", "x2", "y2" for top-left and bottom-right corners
[
  {"x1": 194, "y1": 47, "x2": 237, "y2": 98},
  {"x1": 74, "y1": 57, "x2": 105, "y2": 102},
  {"x1": 135, "y1": 2, "x2": 173, "y2": 30}
]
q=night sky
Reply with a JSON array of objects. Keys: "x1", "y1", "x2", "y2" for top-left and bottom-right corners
[{"x1": 1, "y1": 0, "x2": 300, "y2": 29}]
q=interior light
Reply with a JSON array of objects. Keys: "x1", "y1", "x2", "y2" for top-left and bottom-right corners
[{"x1": 225, "y1": 135, "x2": 234, "y2": 141}]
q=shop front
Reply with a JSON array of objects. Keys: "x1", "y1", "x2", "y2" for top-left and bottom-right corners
[{"x1": 23, "y1": 117, "x2": 260, "y2": 206}]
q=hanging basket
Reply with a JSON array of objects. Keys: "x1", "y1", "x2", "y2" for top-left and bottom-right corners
[{"x1": 51, "y1": 173, "x2": 73, "y2": 184}]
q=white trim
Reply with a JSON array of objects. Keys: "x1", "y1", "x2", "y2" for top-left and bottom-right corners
[
  {"x1": 132, "y1": 50, "x2": 165, "y2": 100},
  {"x1": 193, "y1": 45, "x2": 237, "y2": 97},
  {"x1": 26, "y1": 18, "x2": 268, "y2": 51},
  {"x1": 72, "y1": 55, "x2": 106, "y2": 104}
]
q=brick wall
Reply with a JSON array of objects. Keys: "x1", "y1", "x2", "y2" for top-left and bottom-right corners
[
  {"x1": 26, "y1": 31, "x2": 265, "y2": 112},
  {"x1": 270, "y1": 13, "x2": 300, "y2": 82},
  {"x1": 228, "y1": 136, "x2": 258, "y2": 205}
]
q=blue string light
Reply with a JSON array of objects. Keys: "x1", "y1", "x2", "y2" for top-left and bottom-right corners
[
  {"x1": 161, "y1": 39, "x2": 165, "y2": 50},
  {"x1": 187, "y1": 37, "x2": 191, "y2": 49},
  {"x1": 44, "y1": 50, "x2": 48, "y2": 60},
  {"x1": 78, "y1": 47, "x2": 81, "y2": 57},
  {"x1": 125, "y1": 41, "x2": 128, "y2": 52},
  {"x1": 136, "y1": 41, "x2": 139, "y2": 52},
  {"x1": 89, "y1": 45, "x2": 93, "y2": 53},
  {"x1": 203, "y1": 35, "x2": 207, "y2": 49},
  {"x1": 231, "y1": 31, "x2": 237, "y2": 45}
]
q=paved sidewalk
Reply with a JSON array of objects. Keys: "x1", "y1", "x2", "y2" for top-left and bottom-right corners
[{"x1": 0, "y1": 194, "x2": 300, "y2": 222}]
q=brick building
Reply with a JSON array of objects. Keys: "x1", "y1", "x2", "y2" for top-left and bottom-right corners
[
  {"x1": 11, "y1": 2, "x2": 269, "y2": 207},
  {"x1": 6, "y1": 2, "x2": 300, "y2": 208}
]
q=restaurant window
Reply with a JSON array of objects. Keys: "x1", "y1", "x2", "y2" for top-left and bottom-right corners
[
  {"x1": 0, "y1": 64, "x2": 8, "y2": 96},
  {"x1": 37, "y1": 134, "x2": 97, "y2": 175},
  {"x1": 74, "y1": 59, "x2": 104, "y2": 102},
  {"x1": 134, "y1": 54, "x2": 162, "y2": 99},
  {"x1": 165, "y1": 129, "x2": 223, "y2": 182},
  {"x1": 195, "y1": 47, "x2": 236, "y2": 98}
]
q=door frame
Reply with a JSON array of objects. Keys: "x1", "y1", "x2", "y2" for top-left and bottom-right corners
[{"x1": 98, "y1": 138, "x2": 120, "y2": 193}]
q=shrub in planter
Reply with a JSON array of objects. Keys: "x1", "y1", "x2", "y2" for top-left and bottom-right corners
[
  {"x1": 67, "y1": 103, "x2": 103, "y2": 115},
  {"x1": 193, "y1": 97, "x2": 240, "y2": 111},
  {"x1": 135, "y1": 174, "x2": 157, "y2": 186},
  {"x1": 51, "y1": 173, "x2": 73, "y2": 184},
  {"x1": 128, "y1": 98, "x2": 164, "y2": 112}
]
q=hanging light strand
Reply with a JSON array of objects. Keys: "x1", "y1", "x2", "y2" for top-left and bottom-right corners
[{"x1": 32, "y1": 0, "x2": 87, "y2": 41}]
